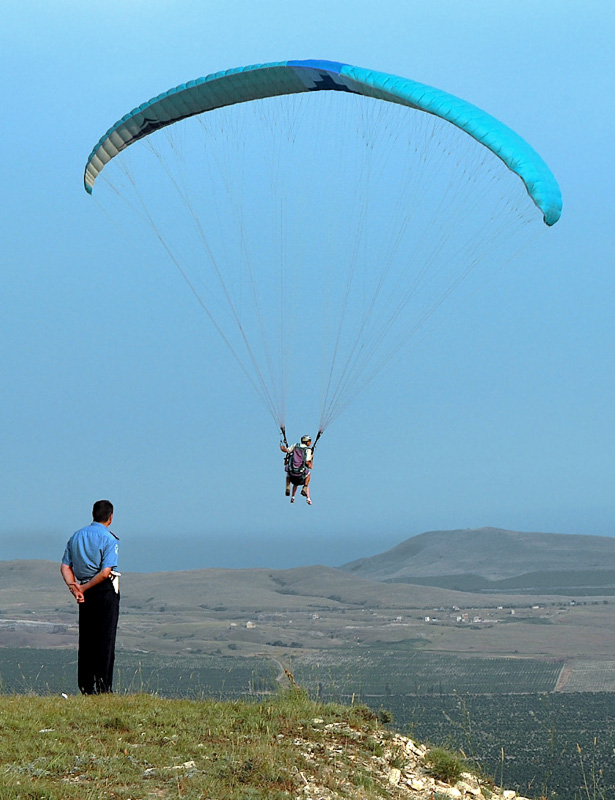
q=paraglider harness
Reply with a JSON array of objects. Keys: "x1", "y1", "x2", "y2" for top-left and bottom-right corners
[{"x1": 281, "y1": 427, "x2": 322, "y2": 486}]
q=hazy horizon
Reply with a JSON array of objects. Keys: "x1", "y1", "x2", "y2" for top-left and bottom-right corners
[{"x1": 4, "y1": 523, "x2": 615, "y2": 574}]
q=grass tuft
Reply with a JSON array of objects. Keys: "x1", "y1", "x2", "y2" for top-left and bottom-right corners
[{"x1": 425, "y1": 745, "x2": 467, "y2": 783}]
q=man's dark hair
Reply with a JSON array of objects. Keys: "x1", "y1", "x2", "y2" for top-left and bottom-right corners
[{"x1": 92, "y1": 499, "x2": 114, "y2": 523}]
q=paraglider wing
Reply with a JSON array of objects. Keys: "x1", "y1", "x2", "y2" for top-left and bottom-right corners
[
  {"x1": 84, "y1": 60, "x2": 561, "y2": 226},
  {"x1": 84, "y1": 60, "x2": 562, "y2": 436}
]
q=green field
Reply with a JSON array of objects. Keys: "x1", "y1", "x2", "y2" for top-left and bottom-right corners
[
  {"x1": 0, "y1": 644, "x2": 563, "y2": 697},
  {"x1": 394, "y1": 569, "x2": 615, "y2": 594},
  {"x1": 385, "y1": 693, "x2": 615, "y2": 800},
  {"x1": 0, "y1": 648, "x2": 277, "y2": 697},
  {"x1": 293, "y1": 646, "x2": 563, "y2": 695}
]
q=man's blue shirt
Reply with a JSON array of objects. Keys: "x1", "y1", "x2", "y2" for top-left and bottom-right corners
[{"x1": 62, "y1": 522, "x2": 119, "y2": 581}]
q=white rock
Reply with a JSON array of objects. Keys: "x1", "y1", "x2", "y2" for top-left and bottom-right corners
[
  {"x1": 388, "y1": 767, "x2": 401, "y2": 785},
  {"x1": 503, "y1": 792, "x2": 517, "y2": 799},
  {"x1": 406, "y1": 740, "x2": 426, "y2": 756},
  {"x1": 443, "y1": 788, "x2": 462, "y2": 798},
  {"x1": 458, "y1": 781, "x2": 481, "y2": 796},
  {"x1": 409, "y1": 778, "x2": 425, "y2": 790}
]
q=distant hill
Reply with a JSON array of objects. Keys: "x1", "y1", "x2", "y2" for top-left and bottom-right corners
[
  {"x1": 0, "y1": 559, "x2": 505, "y2": 618},
  {"x1": 340, "y1": 527, "x2": 615, "y2": 593}
]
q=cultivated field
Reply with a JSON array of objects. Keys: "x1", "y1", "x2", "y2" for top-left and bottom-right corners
[
  {"x1": 556, "y1": 659, "x2": 615, "y2": 692},
  {"x1": 390, "y1": 692, "x2": 615, "y2": 800},
  {"x1": 0, "y1": 647, "x2": 278, "y2": 697},
  {"x1": 293, "y1": 647, "x2": 563, "y2": 696}
]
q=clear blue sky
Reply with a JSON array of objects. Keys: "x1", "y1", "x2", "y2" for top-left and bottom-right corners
[{"x1": 1, "y1": 1, "x2": 613, "y2": 572}]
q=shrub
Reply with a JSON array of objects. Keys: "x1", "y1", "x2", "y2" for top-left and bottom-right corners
[{"x1": 425, "y1": 746, "x2": 466, "y2": 784}]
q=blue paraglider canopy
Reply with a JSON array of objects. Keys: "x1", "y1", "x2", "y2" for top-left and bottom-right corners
[{"x1": 85, "y1": 59, "x2": 561, "y2": 226}]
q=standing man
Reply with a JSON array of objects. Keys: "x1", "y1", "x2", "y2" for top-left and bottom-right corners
[{"x1": 60, "y1": 500, "x2": 120, "y2": 695}]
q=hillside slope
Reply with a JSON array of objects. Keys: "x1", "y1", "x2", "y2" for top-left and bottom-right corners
[
  {"x1": 0, "y1": 691, "x2": 531, "y2": 800},
  {"x1": 0, "y1": 558, "x2": 531, "y2": 619},
  {"x1": 340, "y1": 527, "x2": 615, "y2": 585}
]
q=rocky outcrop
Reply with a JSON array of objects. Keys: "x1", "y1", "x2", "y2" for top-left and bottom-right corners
[{"x1": 293, "y1": 717, "x2": 529, "y2": 799}]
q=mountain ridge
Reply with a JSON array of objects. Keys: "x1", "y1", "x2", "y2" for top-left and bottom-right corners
[{"x1": 340, "y1": 526, "x2": 615, "y2": 584}]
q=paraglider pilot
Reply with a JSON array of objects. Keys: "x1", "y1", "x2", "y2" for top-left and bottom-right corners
[{"x1": 281, "y1": 435, "x2": 313, "y2": 505}]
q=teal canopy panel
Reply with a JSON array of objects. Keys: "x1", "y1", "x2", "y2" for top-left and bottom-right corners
[{"x1": 84, "y1": 59, "x2": 561, "y2": 225}]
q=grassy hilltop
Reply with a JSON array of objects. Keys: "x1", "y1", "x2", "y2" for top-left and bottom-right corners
[{"x1": 0, "y1": 688, "x2": 527, "y2": 800}]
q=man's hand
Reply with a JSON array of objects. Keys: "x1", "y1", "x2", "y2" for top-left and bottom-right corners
[
  {"x1": 69, "y1": 583, "x2": 84, "y2": 603},
  {"x1": 61, "y1": 563, "x2": 84, "y2": 603}
]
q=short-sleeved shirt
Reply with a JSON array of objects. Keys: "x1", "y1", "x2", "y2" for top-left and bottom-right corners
[{"x1": 62, "y1": 522, "x2": 119, "y2": 582}]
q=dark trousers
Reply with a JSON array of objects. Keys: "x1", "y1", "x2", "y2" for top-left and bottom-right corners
[{"x1": 78, "y1": 579, "x2": 120, "y2": 694}]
